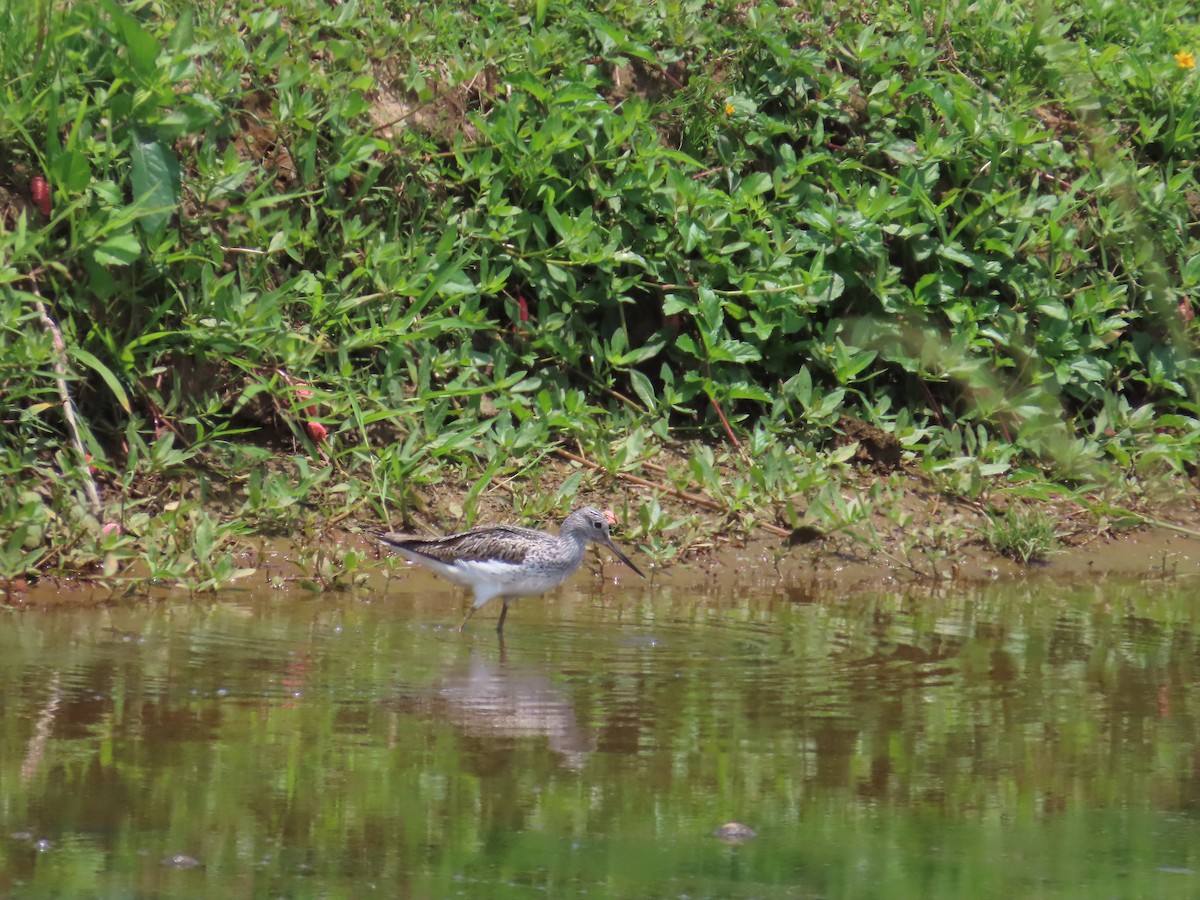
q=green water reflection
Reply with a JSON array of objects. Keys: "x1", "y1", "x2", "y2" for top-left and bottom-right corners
[{"x1": 3, "y1": 575, "x2": 1200, "y2": 898}]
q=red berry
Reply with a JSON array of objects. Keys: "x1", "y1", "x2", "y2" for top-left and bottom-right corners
[{"x1": 31, "y1": 176, "x2": 51, "y2": 216}]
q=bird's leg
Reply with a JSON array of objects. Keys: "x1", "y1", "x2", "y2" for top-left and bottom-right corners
[
  {"x1": 458, "y1": 603, "x2": 480, "y2": 633},
  {"x1": 496, "y1": 598, "x2": 510, "y2": 633}
]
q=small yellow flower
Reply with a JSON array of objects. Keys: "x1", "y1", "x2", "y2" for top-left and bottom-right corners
[
  {"x1": 1176, "y1": 50, "x2": 1196, "y2": 69},
  {"x1": 724, "y1": 102, "x2": 735, "y2": 116}
]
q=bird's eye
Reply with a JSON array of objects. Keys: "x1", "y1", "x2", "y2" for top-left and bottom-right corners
[{"x1": 593, "y1": 519, "x2": 603, "y2": 529}]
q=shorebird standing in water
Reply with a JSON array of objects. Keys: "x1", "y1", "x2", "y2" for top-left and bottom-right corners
[{"x1": 379, "y1": 507, "x2": 644, "y2": 632}]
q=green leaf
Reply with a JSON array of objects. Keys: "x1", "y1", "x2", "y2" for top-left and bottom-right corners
[
  {"x1": 103, "y1": 0, "x2": 161, "y2": 78},
  {"x1": 51, "y1": 149, "x2": 91, "y2": 193},
  {"x1": 168, "y1": 8, "x2": 195, "y2": 53},
  {"x1": 783, "y1": 367, "x2": 813, "y2": 406},
  {"x1": 938, "y1": 243, "x2": 974, "y2": 266},
  {"x1": 680, "y1": 218, "x2": 708, "y2": 253},
  {"x1": 882, "y1": 140, "x2": 920, "y2": 165},
  {"x1": 662, "y1": 294, "x2": 693, "y2": 317},
  {"x1": 120, "y1": 330, "x2": 178, "y2": 368},
  {"x1": 711, "y1": 339, "x2": 761, "y2": 364},
  {"x1": 724, "y1": 95, "x2": 757, "y2": 117},
  {"x1": 93, "y1": 233, "x2": 142, "y2": 266},
  {"x1": 1070, "y1": 356, "x2": 1108, "y2": 381},
  {"x1": 828, "y1": 442, "x2": 860, "y2": 464},
  {"x1": 1183, "y1": 252, "x2": 1200, "y2": 286},
  {"x1": 610, "y1": 336, "x2": 666, "y2": 367},
  {"x1": 69, "y1": 347, "x2": 131, "y2": 413},
  {"x1": 1036, "y1": 300, "x2": 1069, "y2": 322},
  {"x1": 628, "y1": 370, "x2": 657, "y2": 410},
  {"x1": 131, "y1": 134, "x2": 181, "y2": 238},
  {"x1": 739, "y1": 173, "x2": 772, "y2": 197},
  {"x1": 696, "y1": 286, "x2": 722, "y2": 333},
  {"x1": 726, "y1": 381, "x2": 771, "y2": 403},
  {"x1": 545, "y1": 264, "x2": 571, "y2": 284}
]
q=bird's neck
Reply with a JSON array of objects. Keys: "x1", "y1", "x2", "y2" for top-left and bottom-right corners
[{"x1": 558, "y1": 531, "x2": 590, "y2": 563}]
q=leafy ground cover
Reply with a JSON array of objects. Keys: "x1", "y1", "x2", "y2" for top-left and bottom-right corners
[{"x1": 1, "y1": 0, "x2": 1199, "y2": 593}]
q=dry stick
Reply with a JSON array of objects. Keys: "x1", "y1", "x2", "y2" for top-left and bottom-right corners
[
  {"x1": 1104, "y1": 510, "x2": 1200, "y2": 541},
  {"x1": 699, "y1": 348, "x2": 750, "y2": 467},
  {"x1": 707, "y1": 391, "x2": 751, "y2": 466},
  {"x1": 554, "y1": 449, "x2": 792, "y2": 537},
  {"x1": 602, "y1": 384, "x2": 647, "y2": 415},
  {"x1": 656, "y1": 65, "x2": 686, "y2": 92},
  {"x1": 32, "y1": 290, "x2": 101, "y2": 515},
  {"x1": 917, "y1": 378, "x2": 948, "y2": 429}
]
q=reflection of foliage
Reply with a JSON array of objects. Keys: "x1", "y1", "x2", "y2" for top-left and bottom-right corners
[{"x1": 1, "y1": 580, "x2": 1199, "y2": 897}]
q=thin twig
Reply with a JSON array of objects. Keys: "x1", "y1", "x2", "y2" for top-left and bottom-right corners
[
  {"x1": 31, "y1": 284, "x2": 101, "y2": 515},
  {"x1": 219, "y1": 245, "x2": 273, "y2": 256},
  {"x1": 657, "y1": 65, "x2": 686, "y2": 92},
  {"x1": 707, "y1": 389, "x2": 751, "y2": 466},
  {"x1": 602, "y1": 385, "x2": 647, "y2": 414}
]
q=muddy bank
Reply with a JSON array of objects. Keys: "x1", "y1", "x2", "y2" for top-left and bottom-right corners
[
  {"x1": 8, "y1": 513, "x2": 1200, "y2": 610},
  {"x1": 7, "y1": 452, "x2": 1200, "y2": 608}
]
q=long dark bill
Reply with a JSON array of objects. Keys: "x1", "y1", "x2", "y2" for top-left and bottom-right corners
[{"x1": 604, "y1": 537, "x2": 645, "y2": 578}]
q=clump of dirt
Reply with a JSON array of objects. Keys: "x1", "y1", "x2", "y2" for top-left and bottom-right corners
[{"x1": 835, "y1": 416, "x2": 902, "y2": 471}]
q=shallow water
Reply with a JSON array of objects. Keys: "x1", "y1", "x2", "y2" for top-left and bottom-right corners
[{"x1": 3, "y1": 570, "x2": 1200, "y2": 899}]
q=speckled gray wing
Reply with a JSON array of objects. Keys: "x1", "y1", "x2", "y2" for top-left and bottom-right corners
[{"x1": 380, "y1": 524, "x2": 550, "y2": 566}]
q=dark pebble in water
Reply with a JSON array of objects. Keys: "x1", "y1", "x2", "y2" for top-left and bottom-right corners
[
  {"x1": 713, "y1": 822, "x2": 757, "y2": 842},
  {"x1": 162, "y1": 854, "x2": 202, "y2": 869}
]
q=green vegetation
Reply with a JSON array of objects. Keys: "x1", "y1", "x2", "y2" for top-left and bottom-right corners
[
  {"x1": 1, "y1": 0, "x2": 1198, "y2": 587},
  {"x1": 984, "y1": 504, "x2": 1058, "y2": 563}
]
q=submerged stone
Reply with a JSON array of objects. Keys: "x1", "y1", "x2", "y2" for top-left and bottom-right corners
[
  {"x1": 713, "y1": 822, "x2": 757, "y2": 842},
  {"x1": 162, "y1": 854, "x2": 202, "y2": 869}
]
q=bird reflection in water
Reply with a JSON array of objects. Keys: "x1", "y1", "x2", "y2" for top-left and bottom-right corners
[{"x1": 400, "y1": 650, "x2": 595, "y2": 770}]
